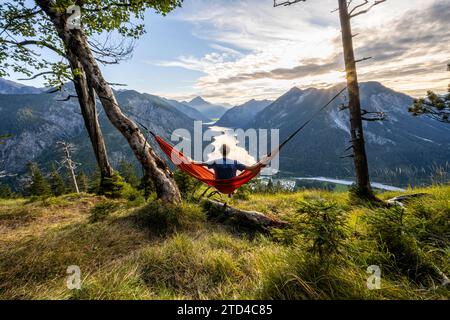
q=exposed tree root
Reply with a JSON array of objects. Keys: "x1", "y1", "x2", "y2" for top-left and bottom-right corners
[{"x1": 201, "y1": 199, "x2": 287, "y2": 230}]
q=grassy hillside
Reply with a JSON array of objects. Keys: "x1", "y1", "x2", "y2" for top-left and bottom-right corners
[{"x1": 0, "y1": 186, "x2": 449, "y2": 300}]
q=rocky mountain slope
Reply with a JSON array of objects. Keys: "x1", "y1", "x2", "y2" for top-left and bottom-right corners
[
  {"x1": 0, "y1": 87, "x2": 196, "y2": 179},
  {"x1": 244, "y1": 82, "x2": 450, "y2": 184},
  {"x1": 215, "y1": 99, "x2": 272, "y2": 128},
  {"x1": 164, "y1": 98, "x2": 210, "y2": 122},
  {"x1": 0, "y1": 78, "x2": 43, "y2": 95},
  {"x1": 1, "y1": 79, "x2": 449, "y2": 187},
  {"x1": 185, "y1": 96, "x2": 228, "y2": 120}
]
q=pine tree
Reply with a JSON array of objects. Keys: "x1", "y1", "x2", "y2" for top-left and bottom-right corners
[
  {"x1": 267, "y1": 179, "x2": 274, "y2": 193},
  {"x1": 50, "y1": 165, "x2": 66, "y2": 196},
  {"x1": 0, "y1": 183, "x2": 14, "y2": 199},
  {"x1": 173, "y1": 170, "x2": 200, "y2": 199},
  {"x1": 77, "y1": 171, "x2": 90, "y2": 193},
  {"x1": 89, "y1": 168, "x2": 101, "y2": 194},
  {"x1": 27, "y1": 162, "x2": 51, "y2": 197},
  {"x1": 410, "y1": 77, "x2": 450, "y2": 123},
  {"x1": 273, "y1": 0, "x2": 385, "y2": 202},
  {"x1": 139, "y1": 173, "x2": 155, "y2": 200},
  {"x1": 117, "y1": 159, "x2": 140, "y2": 188}
]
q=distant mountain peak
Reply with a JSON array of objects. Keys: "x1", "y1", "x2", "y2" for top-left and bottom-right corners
[
  {"x1": 186, "y1": 96, "x2": 227, "y2": 119},
  {"x1": 215, "y1": 99, "x2": 273, "y2": 127},
  {"x1": 362, "y1": 81, "x2": 384, "y2": 87},
  {"x1": 0, "y1": 78, "x2": 43, "y2": 95},
  {"x1": 189, "y1": 96, "x2": 209, "y2": 105},
  {"x1": 287, "y1": 86, "x2": 303, "y2": 94}
]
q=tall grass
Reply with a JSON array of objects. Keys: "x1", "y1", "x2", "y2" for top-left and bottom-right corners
[{"x1": 0, "y1": 186, "x2": 448, "y2": 300}]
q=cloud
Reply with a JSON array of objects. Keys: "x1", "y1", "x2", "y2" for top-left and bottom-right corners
[
  {"x1": 160, "y1": 0, "x2": 449, "y2": 104},
  {"x1": 217, "y1": 56, "x2": 342, "y2": 84}
]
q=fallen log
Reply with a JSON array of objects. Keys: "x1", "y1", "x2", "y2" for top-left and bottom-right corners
[
  {"x1": 201, "y1": 199, "x2": 287, "y2": 230},
  {"x1": 386, "y1": 193, "x2": 431, "y2": 207}
]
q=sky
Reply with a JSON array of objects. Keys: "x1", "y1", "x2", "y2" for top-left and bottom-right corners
[{"x1": 8, "y1": 0, "x2": 450, "y2": 105}]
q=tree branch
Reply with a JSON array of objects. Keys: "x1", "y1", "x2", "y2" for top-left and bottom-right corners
[
  {"x1": 361, "y1": 109, "x2": 386, "y2": 121},
  {"x1": 88, "y1": 36, "x2": 134, "y2": 65},
  {"x1": 350, "y1": 0, "x2": 386, "y2": 19},
  {"x1": 18, "y1": 71, "x2": 55, "y2": 81},
  {"x1": 355, "y1": 56, "x2": 372, "y2": 63},
  {"x1": 57, "y1": 95, "x2": 78, "y2": 102},
  {"x1": 81, "y1": 1, "x2": 135, "y2": 12},
  {"x1": 349, "y1": 0, "x2": 369, "y2": 15},
  {"x1": 0, "y1": 7, "x2": 42, "y2": 36},
  {"x1": 0, "y1": 39, "x2": 66, "y2": 58},
  {"x1": 273, "y1": 0, "x2": 306, "y2": 7}
]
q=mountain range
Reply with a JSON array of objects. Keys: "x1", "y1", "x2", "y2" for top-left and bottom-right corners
[
  {"x1": 0, "y1": 78, "x2": 449, "y2": 188},
  {"x1": 184, "y1": 96, "x2": 229, "y2": 120},
  {"x1": 216, "y1": 99, "x2": 273, "y2": 128},
  {"x1": 0, "y1": 78, "x2": 43, "y2": 95},
  {"x1": 0, "y1": 83, "x2": 196, "y2": 185},
  {"x1": 243, "y1": 82, "x2": 450, "y2": 185}
]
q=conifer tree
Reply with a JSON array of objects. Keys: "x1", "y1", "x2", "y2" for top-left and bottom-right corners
[
  {"x1": 118, "y1": 159, "x2": 140, "y2": 188},
  {"x1": 0, "y1": 183, "x2": 14, "y2": 199},
  {"x1": 139, "y1": 173, "x2": 155, "y2": 200},
  {"x1": 410, "y1": 65, "x2": 450, "y2": 124},
  {"x1": 27, "y1": 162, "x2": 51, "y2": 197},
  {"x1": 274, "y1": 0, "x2": 386, "y2": 201},
  {"x1": 50, "y1": 165, "x2": 66, "y2": 196},
  {"x1": 77, "y1": 171, "x2": 90, "y2": 193},
  {"x1": 89, "y1": 168, "x2": 101, "y2": 194}
]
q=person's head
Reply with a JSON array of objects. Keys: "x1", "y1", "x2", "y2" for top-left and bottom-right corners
[{"x1": 220, "y1": 144, "x2": 230, "y2": 158}]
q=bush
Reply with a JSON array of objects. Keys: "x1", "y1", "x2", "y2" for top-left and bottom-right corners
[
  {"x1": 97, "y1": 172, "x2": 144, "y2": 202},
  {"x1": 173, "y1": 170, "x2": 201, "y2": 200},
  {"x1": 89, "y1": 201, "x2": 117, "y2": 223},
  {"x1": 98, "y1": 172, "x2": 128, "y2": 199},
  {"x1": 234, "y1": 184, "x2": 251, "y2": 200},
  {"x1": 272, "y1": 200, "x2": 347, "y2": 267},
  {"x1": 364, "y1": 206, "x2": 440, "y2": 284},
  {"x1": 132, "y1": 201, "x2": 206, "y2": 236},
  {"x1": 0, "y1": 184, "x2": 15, "y2": 199}
]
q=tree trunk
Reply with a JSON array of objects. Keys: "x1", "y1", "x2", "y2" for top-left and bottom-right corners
[
  {"x1": 202, "y1": 199, "x2": 287, "y2": 230},
  {"x1": 65, "y1": 147, "x2": 80, "y2": 194},
  {"x1": 37, "y1": 1, "x2": 181, "y2": 203},
  {"x1": 338, "y1": 0, "x2": 374, "y2": 198},
  {"x1": 69, "y1": 57, "x2": 114, "y2": 182}
]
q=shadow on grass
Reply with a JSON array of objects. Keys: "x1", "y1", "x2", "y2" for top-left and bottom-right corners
[{"x1": 0, "y1": 218, "x2": 149, "y2": 298}]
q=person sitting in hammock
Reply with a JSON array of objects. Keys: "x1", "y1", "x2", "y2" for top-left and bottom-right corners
[{"x1": 196, "y1": 144, "x2": 262, "y2": 180}]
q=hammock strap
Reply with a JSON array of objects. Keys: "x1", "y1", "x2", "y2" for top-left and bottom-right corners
[{"x1": 278, "y1": 86, "x2": 347, "y2": 149}]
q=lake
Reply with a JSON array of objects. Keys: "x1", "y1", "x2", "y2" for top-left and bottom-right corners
[
  {"x1": 205, "y1": 125, "x2": 406, "y2": 192},
  {"x1": 292, "y1": 177, "x2": 406, "y2": 192}
]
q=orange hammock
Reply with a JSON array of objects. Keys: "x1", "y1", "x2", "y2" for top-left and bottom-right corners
[
  {"x1": 142, "y1": 87, "x2": 346, "y2": 194},
  {"x1": 154, "y1": 135, "x2": 279, "y2": 194}
]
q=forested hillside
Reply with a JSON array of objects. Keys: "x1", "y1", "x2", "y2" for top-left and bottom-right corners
[
  {"x1": 242, "y1": 82, "x2": 450, "y2": 185},
  {"x1": 0, "y1": 87, "x2": 195, "y2": 182}
]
